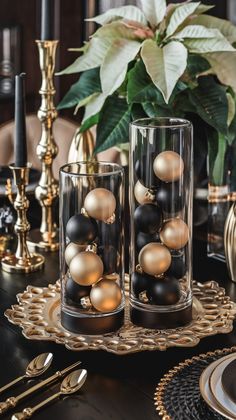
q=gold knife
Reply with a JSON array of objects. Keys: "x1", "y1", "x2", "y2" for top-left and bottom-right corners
[{"x1": 0, "y1": 360, "x2": 81, "y2": 415}]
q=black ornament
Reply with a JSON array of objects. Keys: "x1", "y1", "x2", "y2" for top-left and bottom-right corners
[
  {"x1": 166, "y1": 255, "x2": 186, "y2": 279},
  {"x1": 134, "y1": 203, "x2": 163, "y2": 234},
  {"x1": 146, "y1": 276, "x2": 181, "y2": 305},
  {"x1": 65, "y1": 277, "x2": 91, "y2": 304},
  {"x1": 98, "y1": 245, "x2": 118, "y2": 274},
  {"x1": 132, "y1": 272, "x2": 154, "y2": 298},
  {"x1": 66, "y1": 214, "x2": 98, "y2": 244},
  {"x1": 136, "y1": 232, "x2": 160, "y2": 252},
  {"x1": 135, "y1": 153, "x2": 161, "y2": 189},
  {"x1": 156, "y1": 182, "x2": 184, "y2": 213}
]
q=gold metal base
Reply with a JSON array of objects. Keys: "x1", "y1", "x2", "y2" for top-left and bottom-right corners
[
  {"x1": 1, "y1": 253, "x2": 44, "y2": 273},
  {"x1": 27, "y1": 229, "x2": 59, "y2": 252}
]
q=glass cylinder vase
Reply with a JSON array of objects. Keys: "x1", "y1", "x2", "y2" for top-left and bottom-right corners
[
  {"x1": 129, "y1": 118, "x2": 193, "y2": 329},
  {"x1": 60, "y1": 162, "x2": 125, "y2": 334}
]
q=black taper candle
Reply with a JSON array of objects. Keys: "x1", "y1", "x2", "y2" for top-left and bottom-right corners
[
  {"x1": 14, "y1": 73, "x2": 27, "y2": 167},
  {"x1": 41, "y1": 0, "x2": 54, "y2": 41}
]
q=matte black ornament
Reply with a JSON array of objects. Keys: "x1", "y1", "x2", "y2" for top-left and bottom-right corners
[
  {"x1": 66, "y1": 214, "x2": 98, "y2": 244},
  {"x1": 65, "y1": 277, "x2": 91, "y2": 304},
  {"x1": 166, "y1": 255, "x2": 186, "y2": 279},
  {"x1": 98, "y1": 245, "x2": 118, "y2": 274},
  {"x1": 156, "y1": 182, "x2": 184, "y2": 213},
  {"x1": 136, "y1": 232, "x2": 160, "y2": 252},
  {"x1": 134, "y1": 204, "x2": 163, "y2": 234},
  {"x1": 135, "y1": 153, "x2": 161, "y2": 189},
  {"x1": 146, "y1": 276, "x2": 181, "y2": 305},
  {"x1": 132, "y1": 272, "x2": 154, "y2": 298}
]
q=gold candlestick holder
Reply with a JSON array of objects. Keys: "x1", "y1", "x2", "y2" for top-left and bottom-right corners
[
  {"x1": 27, "y1": 40, "x2": 59, "y2": 253},
  {"x1": 2, "y1": 165, "x2": 45, "y2": 273}
]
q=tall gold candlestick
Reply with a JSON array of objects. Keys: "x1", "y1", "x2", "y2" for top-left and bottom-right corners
[
  {"x1": 27, "y1": 40, "x2": 59, "y2": 252},
  {"x1": 2, "y1": 165, "x2": 44, "y2": 273}
]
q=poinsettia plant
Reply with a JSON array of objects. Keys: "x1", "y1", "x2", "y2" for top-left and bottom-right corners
[{"x1": 57, "y1": 0, "x2": 236, "y2": 185}]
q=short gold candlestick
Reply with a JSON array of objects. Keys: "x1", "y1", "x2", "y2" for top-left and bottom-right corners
[
  {"x1": 2, "y1": 165, "x2": 45, "y2": 273},
  {"x1": 27, "y1": 40, "x2": 59, "y2": 252}
]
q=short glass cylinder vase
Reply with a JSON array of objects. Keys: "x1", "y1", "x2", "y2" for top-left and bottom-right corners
[
  {"x1": 60, "y1": 162, "x2": 125, "y2": 334},
  {"x1": 129, "y1": 118, "x2": 193, "y2": 329}
]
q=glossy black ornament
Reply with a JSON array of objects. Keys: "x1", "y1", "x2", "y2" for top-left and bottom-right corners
[
  {"x1": 156, "y1": 182, "x2": 184, "y2": 213},
  {"x1": 146, "y1": 276, "x2": 181, "y2": 305},
  {"x1": 166, "y1": 255, "x2": 186, "y2": 279},
  {"x1": 134, "y1": 204, "x2": 163, "y2": 234},
  {"x1": 65, "y1": 277, "x2": 91, "y2": 304},
  {"x1": 136, "y1": 232, "x2": 160, "y2": 252},
  {"x1": 98, "y1": 245, "x2": 118, "y2": 274},
  {"x1": 66, "y1": 214, "x2": 98, "y2": 244},
  {"x1": 135, "y1": 153, "x2": 161, "y2": 189},
  {"x1": 131, "y1": 272, "x2": 154, "y2": 298}
]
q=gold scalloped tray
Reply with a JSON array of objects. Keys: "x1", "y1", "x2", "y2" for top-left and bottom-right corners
[{"x1": 5, "y1": 280, "x2": 236, "y2": 355}]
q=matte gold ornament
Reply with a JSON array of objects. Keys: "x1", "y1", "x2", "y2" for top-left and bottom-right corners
[
  {"x1": 65, "y1": 242, "x2": 86, "y2": 266},
  {"x1": 153, "y1": 151, "x2": 184, "y2": 182},
  {"x1": 160, "y1": 218, "x2": 189, "y2": 250},
  {"x1": 84, "y1": 188, "x2": 116, "y2": 222},
  {"x1": 90, "y1": 279, "x2": 122, "y2": 313},
  {"x1": 139, "y1": 243, "x2": 171, "y2": 276},
  {"x1": 134, "y1": 181, "x2": 155, "y2": 205},
  {"x1": 69, "y1": 251, "x2": 103, "y2": 286}
]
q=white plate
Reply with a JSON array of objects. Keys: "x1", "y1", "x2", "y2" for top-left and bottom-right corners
[
  {"x1": 209, "y1": 355, "x2": 236, "y2": 419},
  {"x1": 199, "y1": 353, "x2": 236, "y2": 420}
]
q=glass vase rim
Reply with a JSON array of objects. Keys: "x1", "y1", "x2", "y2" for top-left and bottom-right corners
[
  {"x1": 60, "y1": 161, "x2": 124, "y2": 177},
  {"x1": 131, "y1": 117, "x2": 192, "y2": 129}
]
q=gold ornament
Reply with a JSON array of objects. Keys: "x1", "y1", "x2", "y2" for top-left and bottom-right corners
[
  {"x1": 153, "y1": 151, "x2": 184, "y2": 182},
  {"x1": 69, "y1": 251, "x2": 103, "y2": 286},
  {"x1": 84, "y1": 188, "x2": 116, "y2": 222},
  {"x1": 139, "y1": 243, "x2": 171, "y2": 276},
  {"x1": 160, "y1": 218, "x2": 189, "y2": 250},
  {"x1": 90, "y1": 279, "x2": 122, "y2": 313},
  {"x1": 134, "y1": 181, "x2": 155, "y2": 205},
  {"x1": 65, "y1": 242, "x2": 86, "y2": 266}
]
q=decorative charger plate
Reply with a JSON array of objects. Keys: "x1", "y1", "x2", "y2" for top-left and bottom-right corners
[{"x1": 5, "y1": 279, "x2": 236, "y2": 355}]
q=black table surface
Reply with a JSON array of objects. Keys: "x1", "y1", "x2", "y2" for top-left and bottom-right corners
[{"x1": 0, "y1": 239, "x2": 236, "y2": 420}]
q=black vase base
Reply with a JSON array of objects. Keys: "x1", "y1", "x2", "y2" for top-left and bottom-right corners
[
  {"x1": 61, "y1": 308, "x2": 124, "y2": 335},
  {"x1": 130, "y1": 303, "x2": 192, "y2": 330}
]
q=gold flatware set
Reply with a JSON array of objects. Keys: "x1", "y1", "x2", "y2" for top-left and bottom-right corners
[{"x1": 0, "y1": 353, "x2": 87, "y2": 418}]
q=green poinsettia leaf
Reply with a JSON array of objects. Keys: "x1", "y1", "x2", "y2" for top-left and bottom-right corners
[
  {"x1": 186, "y1": 54, "x2": 210, "y2": 78},
  {"x1": 166, "y1": 2, "x2": 200, "y2": 37},
  {"x1": 57, "y1": 38, "x2": 111, "y2": 75},
  {"x1": 57, "y1": 68, "x2": 101, "y2": 110},
  {"x1": 141, "y1": 39, "x2": 187, "y2": 103},
  {"x1": 142, "y1": 102, "x2": 172, "y2": 118},
  {"x1": 212, "y1": 133, "x2": 227, "y2": 186},
  {"x1": 139, "y1": 0, "x2": 166, "y2": 28},
  {"x1": 131, "y1": 103, "x2": 147, "y2": 120},
  {"x1": 86, "y1": 5, "x2": 147, "y2": 26},
  {"x1": 192, "y1": 15, "x2": 236, "y2": 44},
  {"x1": 227, "y1": 92, "x2": 236, "y2": 127},
  {"x1": 204, "y1": 52, "x2": 236, "y2": 93},
  {"x1": 188, "y1": 76, "x2": 228, "y2": 135},
  {"x1": 184, "y1": 36, "x2": 235, "y2": 53},
  {"x1": 173, "y1": 25, "x2": 224, "y2": 40},
  {"x1": 227, "y1": 112, "x2": 236, "y2": 145},
  {"x1": 100, "y1": 39, "x2": 141, "y2": 95},
  {"x1": 79, "y1": 113, "x2": 99, "y2": 134},
  {"x1": 95, "y1": 97, "x2": 131, "y2": 153}
]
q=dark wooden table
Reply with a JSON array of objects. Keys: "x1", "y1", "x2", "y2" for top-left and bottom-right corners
[{"x1": 0, "y1": 239, "x2": 235, "y2": 420}]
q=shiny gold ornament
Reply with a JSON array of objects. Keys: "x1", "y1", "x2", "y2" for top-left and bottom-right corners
[
  {"x1": 84, "y1": 188, "x2": 116, "y2": 222},
  {"x1": 139, "y1": 243, "x2": 171, "y2": 276},
  {"x1": 90, "y1": 279, "x2": 122, "y2": 313},
  {"x1": 160, "y1": 218, "x2": 189, "y2": 250},
  {"x1": 69, "y1": 251, "x2": 103, "y2": 286},
  {"x1": 65, "y1": 242, "x2": 86, "y2": 266},
  {"x1": 153, "y1": 151, "x2": 184, "y2": 182},
  {"x1": 134, "y1": 181, "x2": 155, "y2": 205}
]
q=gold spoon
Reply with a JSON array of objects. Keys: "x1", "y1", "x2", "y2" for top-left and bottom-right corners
[
  {"x1": 12, "y1": 369, "x2": 87, "y2": 420},
  {"x1": 0, "y1": 353, "x2": 53, "y2": 394}
]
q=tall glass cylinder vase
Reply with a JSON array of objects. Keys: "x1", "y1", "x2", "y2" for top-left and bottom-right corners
[
  {"x1": 60, "y1": 162, "x2": 125, "y2": 334},
  {"x1": 129, "y1": 118, "x2": 193, "y2": 329}
]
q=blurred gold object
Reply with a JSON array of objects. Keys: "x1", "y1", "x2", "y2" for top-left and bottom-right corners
[
  {"x1": 134, "y1": 181, "x2": 155, "y2": 205},
  {"x1": 160, "y1": 218, "x2": 189, "y2": 250},
  {"x1": 68, "y1": 128, "x2": 95, "y2": 163},
  {"x1": 64, "y1": 242, "x2": 86, "y2": 266},
  {"x1": 224, "y1": 201, "x2": 236, "y2": 282},
  {"x1": 139, "y1": 243, "x2": 171, "y2": 276},
  {"x1": 2, "y1": 165, "x2": 44, "y2": 273},
  {"x1": 27, "y1": 40, "x2": 59, "y2": 252},
  {"x1": 90, "y1": 279, "x2": 122, "y2": 312},
  {"x1": 153, "y1": 151, "x2": 184, "y2": 182}
]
